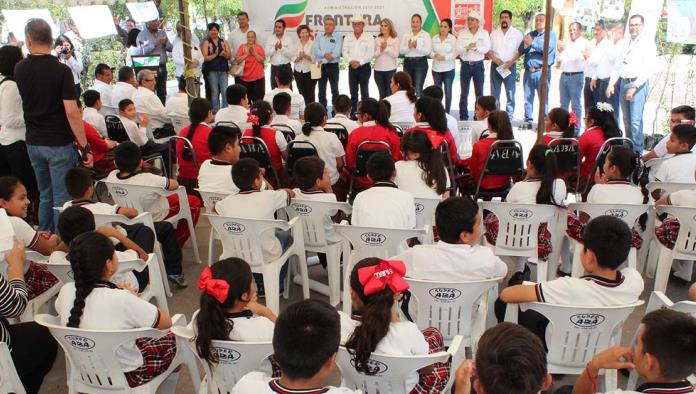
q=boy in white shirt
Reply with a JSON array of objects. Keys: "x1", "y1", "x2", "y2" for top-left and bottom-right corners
[
  {"x1": 352, "y1": 151, "x2": 416, "y2": 228},
  {"x1": 82, "y1": 89, "x2": 108, "y2": 137},
  {"x1": 648, "y1": 124, "x2": 696, "y2": 193},
  {"x1": 117, "y1": 99, "x2": 170, "y2": 164},
  {"x1": 263, "y1": 66, "x2": 305, "y2": 120},
  {"x1": 198, "y1": 125, "x2": 242, "y2": 194},
  {"x1": 327, "y1": 94, "x2": 360, "y2": 133},
  {"x1": 214, "y1": 84, "x2": 249, "y2": 125},
  {"x1": 641, "y1": 105, "x2": 695, "y2": 162},
  {"x1": 271, "y1": 92, "x2": 303, "y2": 136}
]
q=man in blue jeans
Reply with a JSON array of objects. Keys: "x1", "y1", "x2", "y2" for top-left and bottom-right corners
[
  {"x1": 314, "y1": 16, "x2": 342, "y2": 112},
  {"x1": 488, "y1": 10, "x2": 523, "y2": 118},
  {"x1": 456, "y1": 11, "x2": 490, "y2": 120},
  {"x1": 14, "y1": 19, "x2": 91, "y2": 232},
  {"x1": 557, "y1": 22, "x2": 589, "y2": 134},
  {"x1": 518, "y1": 13, "x2": 557, "y2": 129}
]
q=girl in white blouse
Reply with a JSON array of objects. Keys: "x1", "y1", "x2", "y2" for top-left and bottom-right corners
[
  {"x1": 395, "y1": 129, "x2": 450, "y2": 199},
  {"x1": 400, "y1": 14, "x2": 432, "y2": 96},
  {"x1": 430, "y1": 19, "x2": 458, "y2": 114},
  {"x1": 293, "y1": 25, "x2": 316, "y2": 105},
  {"x1": 374, "y1": 18, "x2": 400, "y2": 100},
  {"x1": 295, "y1": 103, "x2": 346, "y2": 190}
]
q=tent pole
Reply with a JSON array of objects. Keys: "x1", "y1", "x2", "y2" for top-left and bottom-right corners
[
  {"x1": 177, "y1": 0, "x2": 198, "y2": 102},
  {"x1": 536, "y1": 0, "x2": 554, "y2": 143}
]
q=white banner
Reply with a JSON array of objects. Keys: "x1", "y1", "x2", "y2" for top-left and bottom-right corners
[
  {"x1": 574, "y1": 0, "x2": 600, "y2": 27},
  {"x1": 601, "y1": 0, "x2": 626, "y2": 20},
  {"x1": 1, "y1": 9, "x2": 57, "y2": 42},
  {"x1": 666, "y1": 0, "x2": 696, "y2": 44},
  {"x1": 126, "y1": 1, "x2": 159, "y2": 23},
  {"x1": 68, "y1": 5, "x2": 117, "y2": 39}
]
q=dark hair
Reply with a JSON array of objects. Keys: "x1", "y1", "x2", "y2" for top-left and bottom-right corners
[
  {"x1": 587, "y1": 106, "x2": 622, "y2": 139},
  {"x1": 65, "y1": 231, "x2": 116, "y2": 328},
  {"x1": 500, "y1": 10, "x2": 513, "y2": 19},
  {"x1": 226, "y1": 84, "x2": 247, "y2": 106},
  {"x1": 570, "y1": 21, "x2": 583, "y2": 31},
  {"x1": 547, "y1": 108, "x2": 574, "y2": 138},
  {"x1": 366, "y1": 151, "x2": 395, "y2": 182},
  {"x1": 301, "y1": 103, "x2": 326, "y2": 136},
  {"x1": 0, "y1": 45, "x2": 23, "y2": 79},
  {"x1": 296, "y1": 24, "x2": 311, "y2": 36},
  {"x1": 487, "y1": 111, "x2": 514, "y2": 140},
  {"x1": 0, "y1": 176, "x2": 21, "y2": 201},
  {"x1": 526, "y1": 144, "x2": 562, "y2": 207},
  {"x1": 82, "y1": 90, "x2": 100, "y2": 108},
  {"x1": 195, "y1": 258, "x2": 253, "y2": 366},
  {"x1": 177, "y1": 75, "x2": 186, "y2": 92},
  {"x1": 606, "y1": 146, "x2": 638, "y2": 179},
  {"x1": 58, "y1": 206, "x2": 96, "y2": 246},
  {"x1": 275, "y1": 66, "x2": 292, "y2": 86},
  {"x1": 56, "y1": 35, "x2": 76, "y2": 54},
  {"x1": 207, "y1": 22, "x2": 220, "y2": 32},
  {"x1": 582, "y1": 215, "x2": 632, "y2": 269},
  {"x1": 65, "y1": 167, "x2": 93, "y2": 199},
  {"x1": 275, "y1": 19, "x2": 286, "y2": 29},
  {"x1": 345, "y1": 258, "x2": 397, "y2": 374},
  {"x1": 294, "y1": 156, "x2": 326, "y2": 191},
  {"x1": 231, "y1": 158, "x2": 260, "y2": 191},
  {"x1": 400, "y1": 130, "x2": 447, "y2": 195},
  {"x1": 182, "y1": 98, "x2": 212, "y2": 161},
  {"x1": 237, "y1": 11, "x2": 249, "y2": 18},
  {"x1": 126, "y1": 28, "x2": 141, "y2": 48},
  {"x1": 114, "y1": 141, "x2": 142, "y2": 173},
  {"x1": 629, "y1": 14, "x2": 645, "y2": 23},
  {"x1": 436, "y1": 196, "x2": 479, "y2": 243},
  {"x1": 118, "y1": 66, "x2": 134, "y2": 82},
  {"x1": 476, "y1": 322, "x2": 548, "y2": 393},
  {"x1": 273, "y1": 299, "x2": 340, "y2": 379},
  {"x1": 411, "y1": 14, "x2": 423, "y2": 23},
  {"x1": 94, "y1": 63, "x2": 111, "y2": 78},
  {"x1": 333, "y1": 94, "x2": 352, "y2": 114},
  {"x1": 415, "y1": 97, "x2": 447, "y2": 133},
  {"x1": 392, "y1": 71, "x2": 417, "y2": 103},
  {"x1": 440, "y1": 18, "x2": 453, "y2": 31},
  {"x1": 25, "y1": 18, "x2": 52, "y2": 46},
  {"x1": 595, "y1": 19, "x2": 607, "y2": 30},
  {"x1": 476, "y1": 96, "x2": 498, "y2": 114},
  {"x1": 250, "y1": 100, "x2": 273, "y2": 138},
  {"x1": 672, "y1": 124, "x2": 696, "y2": 149},
  {"x1": 672, "y1": 105, "x2": 696, "y2": 121},
  {"x1": 272, "y1": 92, "x2": 292, "y2": 116},
  {"x1": 358, "y1": 98, "x2": 395, "y2": 132},
  {"x1": 380, "y1": 99, "x2": 391, "y2": 117},
  {"x1": 640, "y1": 309, "x2": 696, "y2": 380},
  {"x1": 118, "y1": 98, "x2": 134, "y2": 112},
  {"x1": 422, "y1": 85, "x2": 444, "y2": 101},
  {"x1": 208, "y1": 125, "x2": 241, "y2": 155}
]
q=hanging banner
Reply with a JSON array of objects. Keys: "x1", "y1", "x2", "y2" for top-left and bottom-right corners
[
  {"x1": 452, "y1": 0, "x2": 492, "y2": 35},
  {"x1": 1, "y1": 9, "x2": 57, "y2": 42},
  {"x1": 126, "y1": 1, "x2": 159, "y2": 23},
  {"x1": 574, "y1": 0, "x2": 600, "y2": 27},
  {"x1": 601, "y1": 0, "x2": 626, "y2": 20},
  {"x1": 666, "y1": 0, "x2": 696, "y2": 44},
  {"x1": 68, "y1": 5, "x2": 117, "y2": 39}
]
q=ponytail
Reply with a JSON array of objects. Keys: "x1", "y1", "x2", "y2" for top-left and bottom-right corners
[
  {"x1": 606, "y1": 145, "x2": 638, "y2": 179},
  {"x1": 183, "y1": 98, "x2": 212, "y2": 161},
  {"x1": 301, "y1": 102, "x2": 327, "y2": 136},
  {"x1": 415, "y1": 97, "x2": 447, "y2": 133},
  {"x1": 527, "y1": 144, "x2": 562, "y2": 207},
  {"x1": 401, "y1": 131, "x2": 447, "y2": 195},
  {"x1": 392, "y1": 71, "x2": 416, "y2": 103},
  {"x1": 249, "y1": 100, "x2": 273, "y2": 138},
  {"x1": 547, "y1": 108, "x2": 575, "y2": 138},
  {"x1": 359, "y1": 98, "x2": 397, "y2": 132}
]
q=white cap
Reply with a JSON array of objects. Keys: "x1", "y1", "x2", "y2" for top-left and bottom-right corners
[
  {"x1": 467, "y1": 11, "x2": 484, "y2": 23},
  {"x1": 351, "y1": 14, "x2": 366, "y2": 24}
]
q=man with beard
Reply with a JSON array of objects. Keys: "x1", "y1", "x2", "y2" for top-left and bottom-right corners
[{"x1": 488, "y1": 10, "x2": 523, "y2": 119}]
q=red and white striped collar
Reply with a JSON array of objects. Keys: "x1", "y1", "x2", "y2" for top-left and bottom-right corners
[
  {"x1": 268, "y1": 380, "x2": 330, "y2": 394},
  {"x1": 636, "y1": 381, "x2": 694, "y2": 393},
  {"x1": 580, "y1": 271, "x2": 625, "y2": 287}
]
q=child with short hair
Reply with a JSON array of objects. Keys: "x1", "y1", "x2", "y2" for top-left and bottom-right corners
[
  {"x1": 82, "y1": 89, "x2": 107, "y2": 137},
  {"x1": 472, "y1": 95, "x2": 498, "y2": 141},
  {"x1": 654, "y1": 185, "x2": 696, "y2": 283},
  {"x1": 242, "y1": 100, "x2": 287, "y2": 176},
  {"x1": 351, "y1": 151, "x2": 416, "y2": 228},
  {"x1": 197, "y1": 125, "x2": 242, "y2": 194},
  {"x1": 271, "y1": 92, "x2": 303, "y2": 136},
  {"x1": 328, "y1": 94, "x2": 360, "y2": 133},
  {"x1": 175, "y1": 97, "x2": 214, "y2": 191},
  {"x1": 542, "y1": 107, "x2": 576, "y2": 145},
  {"x1": 395, "y1": 129, "x2": 450, "y2": 198},
  {"x1": 118, "y1": 98, "x2": 169, "y2": 164},
  {"x1": 649, "y1": 124, "x2": 696, "y2": 186},
  {"x1": 642, "y1": 105, "x2": 696, "y2": 162}
]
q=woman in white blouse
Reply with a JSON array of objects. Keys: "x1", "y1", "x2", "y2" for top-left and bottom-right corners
[
  {"x1": 374, "y1": 18, "x2": 399, "y2": 100},
  {"x1": 384, "y1": 71, "x2": 417, "y2": 124},
  {"x1": 54, "y1": 34, "x2": 83, "y2": 97},
  {"x1": 431, "y1": 19, "x2": 457, "y2": 114},
  {"x1": 400, "y1": 14, "x2": 432, "y2": 96},
  {"x1": 293, "y1": 24, "x2": 316, "y2": 104}
]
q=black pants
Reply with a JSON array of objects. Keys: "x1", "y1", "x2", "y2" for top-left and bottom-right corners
[
  {"x1": 374, "y1": 69, "x2": 396, "y2": 100},
  {"x1": 318, "y1": 62, "x2": 340, "y2": 110},
  {"x1": 270, "y1": 64, "x2": 292, "y2": 90},
  {"x1": 155, "y1": 65, "x2": 167, "y2": 104},
  {"x1": 0, "y1": 141, "x2": 38, "y2": 215},
  {"x1": 294, "y1": 70, "x2": 316, "y2": 104},
  {"x1": 141, "y1": 140, "x2": 170, "y2": 172},
  {"x1": 239, "y1": 77, "x2": 266, "y2": 103},
  {"x1": 348, "y1": 63, "x2": 371, "y2": 118},
  {"x1": 8, "y1": 322, "x2": 57, "y2": 394},
  {"x1": 120, "y1": 223, "x2": 156, "y2": 292},
  {"x1": 154, "y1": 221, "x2": 183, "y2": 276}
]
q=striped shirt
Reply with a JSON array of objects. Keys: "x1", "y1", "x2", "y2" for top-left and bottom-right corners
[{"x1": 0, "y1": 276, "x2": 29, "y2": 350}]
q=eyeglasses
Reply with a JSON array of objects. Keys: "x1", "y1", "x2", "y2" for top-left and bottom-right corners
[{"x1": 145, "y1": 78, "x2": 156, "y2": 82}]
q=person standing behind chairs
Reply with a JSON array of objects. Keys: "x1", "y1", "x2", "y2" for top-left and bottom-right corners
[
  {"x1": 234, "y1": 31, "x2": 266, "y2": 103},
  {"x1": 293, "y1": 25, "x2": 316, "y2": 104},
  {"x1": 136, "y1": 19, "x2": 172, "y2": 104},
  {"x1": 228, "y1": 12, "x2": 254, "y2": 65},
  {"x1": 202, "y1": 22, "x2": 232, "y2": 113},
  {"x1": 557, "y1": 22, "x2": 589, "y2": 132},
  {"x1": 431, "y1": 18, "x2": 457, "y2": 114},
  {"x1": 584, "y1": 20, "x2": 615, "y2": 114},
  {"x1": 518, "y1": 13, "x2": 557, "y2": 129},
  {"x1": 488, "y1": 10, "x2": 523, "y2": 119},
  {"x1": 265, "y1": 19, "x2": 295, "y2": 91},
  {"x1": 343, "y1": 14, "x2": 375, "y2": 120},
  {"x1": 457, "y1": 12, "x2": 491, "y2": 121},
  {"x1": 314, "y1": 16, "x2": 343, "y2": 111},
  {"x1": 608, "y1": 14, "x2": 656, "y2": 154},
  {"x1": 374, "y1": 18, "x2": 399, "y2": 100},
  {"x1": 401, "y1": 14, "x2": 432, "y2": 97}
]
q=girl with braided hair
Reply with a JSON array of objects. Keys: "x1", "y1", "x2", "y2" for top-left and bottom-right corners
[{"x1": 241, "y1": 100, "x2": 287, "y2": 180}]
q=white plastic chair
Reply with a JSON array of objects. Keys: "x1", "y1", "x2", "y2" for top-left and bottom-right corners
[
  {"x1": 171, "y1": 325, "x2": 273, "y2": 394},
  {"x1": 479, "y1": 202, "x2": 558, "y2": 282},
  {"x1": 104, "y1": 182, "x2": 202, "y2": 265},
  {"x1": 652, "y1": 205, "x2": 696, "y2": 293},
  {"x1": 0, "y1": 342, "x2": 25, "y2": 394},
  {"x1": 17, "y1": 250, "x2": 61, "y2": 322},
  {"x1": 336, "y1": 335, "x2": 463, "y2": 394},
  {"x1": 35, "y1": 313, "x2": 201, "y2": 394},
  {"x1": 505, "y1": 301, "x2": 644, "y2": 392},
  {"x1": 205, "y1": 214, "x2": 309, "y2": 315},
  {"x1": 414, "y1": 197, "x2": 441, "y2": 245},
  {"x1": 286, "y1": 198, "x2": 352, "y2": 306},
  {"x1": 196, "y1": 189, "x2": 231, "y2": 266},
  {"x1": 566, "y1": 203, "x2": 650, "y2": 278},
  {"x1": 333, "y1": 224, "x2": 426, "y2": 314}
]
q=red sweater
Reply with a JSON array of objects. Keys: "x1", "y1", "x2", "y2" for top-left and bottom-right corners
[
  {"x1": 579, "y1": 127, "x2": 606, "y2": 180},
  {"x1": 243, "y1": 127, "x2": 284, "y2": 172},
  {"x1": 176, "y1": 123, "x2": 213, "y2": 179},
  {"x1": 346, "y1": 123, "x2": 402, "y2": 188},
  {"x1": 461, "y1": 136, "x2": 510, "y2": 190},
  {"x1": 84, "y1": 121, "x2": 108, "y2": 164}
]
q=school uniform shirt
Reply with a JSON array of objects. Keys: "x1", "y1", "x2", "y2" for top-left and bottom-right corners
[
  {"x1": 82, "y1": 106, "x2": 108, "y2": 138},
  {"x1": 534, "y1": 268, "x2": 644, "y2": 306},
  {"x1": 105, "y1": 170, "x2": 171, "y2": 221},
  {"x1": 601, "y1": 381, "x2": 695, "y2": 394},
  {"x1": 460, "y1": 133, "x2": 510, "y2": 190},
  {"x1": 55, "y1": 280, "x2": 160, "y2": 372},
  {"x1": 352, "y1": 182, "x2": 416, "y2": 229},
  {"x1": 90, "y1": 79, "x2": 113, "y2": 114},
  {"x1": 119, "y1": 115, "x2": 149, "y2": 147},
  {"x1": 384, "y1": 90, "x2": 416, "y2": 124},
  {"x1": 292, "y1": 189, "x2": 340, "y2": 243},
  {"x1": 264, "y1": 34, "x2": 296, "y2": 66},
  {"x1": 272, "y1": 114, "x2": 303, "y2": 136},
  {"x1": 215, "y1": 190, "x2": 290, "y2": 260},
  {"x1": 215, "y1": 105, "x2": 249, "y2": 125},
  {"x1": 399, "y1": 30, "x2": 432, "y2": 58},
  {"x1": 133, "y1": 86, "x2": 170, "y2": 129},
  {"x1": 294, "y1": 127, "x2": 345, "y2": 185},
  {"x1": 232, "y1": 371, "x2": 362, "y2": 394},
  {"x1": 198, "y1": 159, "x2": 238, "y2": 195},
  {"x1": 505, "y1": 179, "x2": 567, "y2": 205},
  {"x1": 242, "y1": 127, "x2": 288, "y2": 172},
  {"x1": 542, "y1": 131, "x2": 564, "y2": 145},
  {"x1": 327, "y1": 114, "x2": 360, "y2": 134},
  {"x1": 345, "y1": 121, "x2": 403, "y2": 188},
  {"x1": 49, "y1": 250, "x2": 139, "y2": 292},
  {"x1": 165, "y1": 92, "x2": 189, "y2": 119},
  {"x1": 652, "y1": 135, "x2": 696, "y2": 158},
  {"x1": 394, "y1": 159, "x2": 450, "y2": 199},
  {"x1": 176, "y1": 122, "x2": 213, "y2": 179},
  {"x1": 374, "y1": 36, "x2": 400, "y2": 72},
  {"x1": 558, "y1": 36, "x2": 589, "y2": 73},
  {"x1": 431, "y1": 34, "x2": 458, "y2": 72},
  {"x1": 62, "y1": 199, "x2": 119, "y2": 215},
  {"x1": 7, "y1": 216, "x2": 39, "y2": 249},
  {"x1": 111, "y1": 81, "x2": 137, "y2": 108},
  {"x1": 650, "y1": 152, "x2": 696, "y2": 184},
  {"x1": 83, "y1": 121, "x2": 110, "y2": 164},
  {"x1": 587, "y1": 180, "x2": 644, "y2": 204},
  {"x1": 579, "y1": 126, "x2": 606, "y2": 180},
  {"x1": 669, "y1": 189, "x2": 696, "y2": 207},
  {"x1": 456, "y1": 28, "x2": 491, "y2": 62},
  {"x1": 263, "y1": 88, "x2": 305, "y2": 120},
  {"x1": 342, "y1": 32, "x2": 375, "y2": 67}
]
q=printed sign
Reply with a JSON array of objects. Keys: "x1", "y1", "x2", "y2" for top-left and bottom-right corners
[
  {"x1": 68, "y1": 5, "x2": 117, "y2": 39},
  {"x1": 223, "y1": 222, "x2": 246, "y2": 233},
  {"x1": 429, "y1": 287, "x2": 463, "y2": 301}
]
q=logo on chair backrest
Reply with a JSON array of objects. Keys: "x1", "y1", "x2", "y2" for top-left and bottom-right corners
[
  {"x1": 429, "y1": 287, "x2": 462, "y2": 301},
  {"x1": 212, "y1": 347, "x2": 242, "y2": 364},
  {"x1": 65, "y1": 335, "x2": 96, "y2": 351},
  {"x1": 569, "y1": 313, "x2": 606, "y2": 329},
  {"x1": 361, "y1": 232, "x2": 386, "y2": 245},
  {"x1": 112, "y1": 187, "x2": 128, "y2": 198},
  {"x1": 223, "y1": 222, "x2": 246, "y2": 233},
  {"x1": 240, "y1": 144, "x2": 264, "y2": 153},
  {"x1": 415, "y1": 203, "x2": 425, "y2": 214},
  {"x1": 509, "y1": 208, "x2": 533, "y2": 220},
  {"x1": 208, "y1": 196, "x2": 223, "y2": 205},
  {"x1": 350, "y1": 359, "x2": 389, "y2": 375},
  {"x1": 292, "y1": 203, "x2": 312, "y2": 215},
  {"x1": 604, "y1": 209, "x2": 628, "y2": 218}
]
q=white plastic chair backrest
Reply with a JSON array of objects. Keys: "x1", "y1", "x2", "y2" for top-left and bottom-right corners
[
  {"x1": 171, "y1": 326, "x2": 273, "y2": 392},
  {"x1": 479, "y1": 202, "x2": 556, "y2": 258},
  {"x1": 197, "y1": 189, "x2": 230, "y2": 214},
  {"x1": 103, "y1": 182, "x2": 178, "y2": 213},
  {"x1": 567, "y1": 203, "x2": 649, "y2": 228},
  {"x1": 655, "y1": 205, "x2": 696, "y2": 260},
  {"x1": 46, "y1": 250, "x2": 148, "y2": 284},
  {"x1": 414, "y1": 197, "x2": 440, "y2": 230},
  {"x1": 519, "y1": 301, "x2": 643, "y2": 368},
  {"x1": 645, "y1": 182, "x2": 696, "y2": 196},
  {"x1": 205, "y1": 214, "x2": 290, "y2": 265},
  {"x1": 286, "y1": 199, "x2": 352, "y2": 247},
  {"x1": 405, "y1": 277, "x2": 502, "y2": 343},
  {"x1": 333, "y1": 224, "x2": 426, "y2": 262},
  {"x1": 170, "y1": 115, "x2": 189, "y2": 132},
  {"x1": 0, "y1": 342, "x2": 25, "y2": 394}
]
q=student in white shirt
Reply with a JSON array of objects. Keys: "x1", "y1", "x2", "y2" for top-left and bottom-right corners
[
  {"x1": 133, "y1": 69, "x2": 171, "y2": 130},
  {"x1": 117, "y1": 99, "x2": 170, "y2": 163},
  {"x1": 558, "y1": 22, "x2": 589, "y2": 131},
  {"x1": 343, "y1": 14, "x2": 375, "y2": 119},
  {"x1": 89, "y1": 63, "x2": 114, "y2": 114},
  {"x1": 265, "y1": 20, "x2": 296, "y2": 90},
  {"x1": 488, "y1": 10, "x2": 524, "y2": 118},
  {"x1": 270, "y1": 92, "x2": 303, "y2": 136},
  {"x1": 352, "y1": 151, "x2": 416, "y2": 228},
  {"x1": 327, "y1": 94, "x2": 360, "y2": 134},
  {"x1": 215, "y1": 84, "x2": 250, "y2": 125},
  {"x1": 395, "y1": 129, "x2": 450, "y2": 199},
  {"x1": 82, "y1": 90, "x2": 108, "y2": 138},
  {"x1": 165, "y1": 76, "x2": 190, "y2": 120},
  {"x1": 400, "y1": 14, "x2": 432, "y2": 96},
  {"x1": 384, "y1": 71, "x2": 417, "y2": 125},
  {"x1": 263, "y1": 66, "x2": 305, "y2": 120},
  {"x1": 198, "y1": 125, "x2": 241, "y2": 195},
  {"x1": 641, "y1": 105, "x2": 695, "y2": 162},
  {"x1": 111, "y1": 66, "x2": 137, "y2": 108},
  {"x1": 374, "y1": 18, "x2": 400, "y2": 100},
  {"x1": 655, "y1": 188, "x2": 696, "y2": 283},
  {"x1": 430, "y1": 18, "x2": 458, "y2": 114},
  {"x1": 456, "y1": 11, "x2": 491, "y2": 121},
  {"x1": 648, "y1": 124, "x2": 696, "y2": 190}
]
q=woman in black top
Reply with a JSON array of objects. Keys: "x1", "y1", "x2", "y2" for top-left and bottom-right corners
[{"x1": 201, "y1": 22, "x2": 232, "y2": 112}]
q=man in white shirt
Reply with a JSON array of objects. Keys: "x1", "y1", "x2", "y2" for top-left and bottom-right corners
[
  {"x1": 89, "y1": 63, "x2": 114, "y2": 115},
  {"x1": 227, "y1": 12, "x2": 254, "y2": 73},
  {"x1": 82, "y1": 90, "x2": 108, "y2": 137},
  {"x1": 608, "y1": 14, "x2": 656, "y2": 154},
  {"x1": 456, "y1": 11, "x2": 491, "y2": 120},
  {"x1": 488, "y1": 10, "x2": 523, "y2": 119},
  {"x1": 558, "y1": 22, "x2": 589, "y2": 132},
  {"x1": 132, "y1": 69, "x2": 171, "y2": 130},
  {"x1": 165, "y1": 76, "x2": 189, "y2": 119},
  {"x1": 342, "y1": 14, "x2": 375, "y2": 120},
  {"x1": 263, "y1": 66, "x2": 305, "y2": 120},
  {"x1": 265, "y1": 19, "x2": 295, "y2": 90},
  {"x1": 111, "y1": 66, "x2": 137, "y2": 108},
  {"x1": 215, "y1": 84, "x2": 250, "y2": 125},
  {"x1": 584, "y1": 21, "x2": 615, "y2": 113}
]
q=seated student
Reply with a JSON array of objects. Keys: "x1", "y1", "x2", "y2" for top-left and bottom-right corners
[
  {"x1": 198, "y1": 125, "x2": 242, "y2": 194},
  {"x1": 54, "y1": 232, "x2": 180, "y2": 391},
  {"x1": 242, "y1": 100, "x2": 287, "y2": 177},
  {"x1": 165, "y1": 76, "x2": 190, "y2": 119},
  {"x1": 649, "y1": 124, "x2": 696, "y2": 190},
  {"x1": 295, "y1": 103, "x2": 346, "y2": 199},
  {"x1": 655, "y1": 187, "x2": 696, "y2": 284},
  {"x1": 542, "y1": 107, "x2": 576, "y2": 145},
  {"x1": 232, "y1": 299, "x2": 359, "y2": 394},
  {"x1": 175, "y1": 98, "x2": 214, "y2": 192},
  {"x1": 471, "y1": 95, "x2": 498, "y2": 142},
  {"x1": 263, "y1": 66, "x2": 305, "y2": 120},
  {"x1": 642, "y1": 105, "x2": 696, "y2": 162},
  {"x1": 407, "y1": 96, "x2": 459, "y2": 165},
  {"x1": 423, "y1": 85, "x2": 460, "y2": 146},
  {"x1": 579, "y1": 103, "x2": 622, "y2": 183},
  {"x1": 117, "y1": 98, "x2": 170, "y2": 165},
  {"x1": 214, "y1": 84, "x2": 250, "y2": 125},
  {"x1": 453, "y1": 322, "x2": 552, "y2": 394},
  {"x1": 498, "y1": 216, "x2": 644, "y2": 346},
  {"x1": 327, "y1": 94, "x2": 360, "y2": 133},
  {"x1": 346, "y1": 98, "x2": 402, "y2": 192},
  {"x1": 571, "y1": 309, "x2": 696, "y2": 394},
  {"x1": 342, "y1": 258, "x2": 450, "y2": 393},
  {"x1": 352, "y1": 152, "x2": 416, "y2": 229},
  {"x1": 82, "y1": 89, "x2": 108, "y2": 137},
  {"x1": 271, "y1": 92, "x2": 303, "y2": 136},
  {"x1": 77, "y1": 98, "x2": 118, "y2": 174},
  {"x1": 395, "y1": 129, "x2": 450, "y2": 199}
]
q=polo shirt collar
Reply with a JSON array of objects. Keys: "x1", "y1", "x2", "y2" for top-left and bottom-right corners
[
  {"x1": 606, "y1": 179, "x2": 632, "y2": 185},
  {"x1": 116, "y1": 169, "x2": 142, "y2": 180},
  {"x1": 580, "y1": 271, "x2": 625, "y2": 287},
  {"x1": 238, "y1": 189, "x2": 261, "y2": 195},
  {"x1": 268, "y1": 380, "x2": 329, "y2": 394},
  {"x1": 226, "y1": 310, "x2": 253, "y2": 319},
  {"x1": 636, "y1": 381, "x2": 694, "y2": 393},
  {"x1": 372, "y1": 181, "x2": 397, "y2": 188},
  {"x1": 362, "y1": 120, "x2": 376, "y2": 127},
  {"x1": 210, "y1": 159, "x2": 232, "y2": 166}
]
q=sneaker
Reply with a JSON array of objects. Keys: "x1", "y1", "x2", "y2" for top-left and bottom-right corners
[
  {"x1": 167, "y1": 274, "x2": 188, "y2": 288},
  {"x1": 556, "y1": 267, "x2": 571, "y2": 277},
  {"x1": 519, "y1": 122, "x2": 532, "y2": 130}
]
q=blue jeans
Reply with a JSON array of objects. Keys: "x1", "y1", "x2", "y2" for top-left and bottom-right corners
[
  {"x1": 560, "y1": 72, "x2": 584, "y2": 133},
  {"x1": 27, "y1": 143, "x2": 78, "y2": 231},
  {"x1": 490, "y1": 64, "x2": 517, "y2": 117},
  {"x1": 432, "y1": 69, "x2": 455, "y2": 113},
  {"x1": 620, "y1": 79, "x2": 649, "y2": 153},
  {"x1": 374, "y1": 69, "x2": 395, "y2": 100},
  {"x1": 206, "y1": 71, "x2": 228, "y2": 112},
  {"x1": 523, "y1": 69, "x2": 552, "y2": 123},
  {"x1": 459, "y1": 61, "x2": 484, "y2": 120},
  {"x1": 404, "y1": 57, "x2": 428, "y2": 96}
]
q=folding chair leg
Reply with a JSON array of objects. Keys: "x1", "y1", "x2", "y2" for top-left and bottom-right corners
[
  {"x1": 342, "y1": 256, "x2": 354, "y2": 315},
  {"x1": 627, "y1": 248, "x2": 637, "y2": 270},
  {"x1": 536, "y1": 260, "x2": 548, "y2": 282},
  {"x1": 326, "y1": 246, "x2": 341, "y2": 306},
  {"x1": 654, "y1": 246, "x2": 673, "y2": 293},
  {"x1": 638, "y1": 209, "x2": 655, "y2": 273},
  {"x1": 185, "y1": 217, "x2": 202, "y2": 264},
  {"x1": 155, "y1": 243, "x2": 172, "y2": 297}
]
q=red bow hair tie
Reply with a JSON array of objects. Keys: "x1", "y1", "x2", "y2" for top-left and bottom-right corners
[
  {"x1": 358, "y1": 260, "x2": 410, "y2": 296},
  {"x1": 247, "y1": 112, "x2": 260, "y2": 126},
  {"x1": 416, "y1": 129, "x2": 444, "y2": 150},
  {"x1": 568, "y1": 111, "x2": 580, "y2": 128},
  {"x1": 197, "y1": 266, "x2": 230, "y2": 303}
]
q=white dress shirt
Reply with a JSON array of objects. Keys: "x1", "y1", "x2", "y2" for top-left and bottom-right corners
[
  {"x1": 293, "y1": 39, "x2": 315, "y2": 73},
  {"x1": 165, "y1": 92, "x2": 189, "y2": 119},
  {"x1": 327, "y1": 114, "x2": 360, "y2": 134},
  {"x1": 400, "y1": 30, "x2": 432, "y2": 57},
  {"x1": 342, "y1": 32, "x2": 375, "y2": 66},
  {"x1": 264, "y1": 33, "x2": 296, "y2": 66},
  {"x1": 489, "y1": 26, "x2": 523, "y2": 62},
  {"x1": 374, "y1": 36, "x2": 400, "y2": 71},
  {"x1": 385, "y1": 90, "x2": 416, "y2": 124},
  {"x1": 585, "y1": 38, "x2": 616, "y2": 80},
  {"x1": 263, "y1": 87, "x2": 305, "y2": 119},
  {"x1": 431, "y1": 34, "x2": 458, "y2": 72},
  {"x1": 609, "y1": 33, "x2": 657, "y2": 89},
  {"x1": 118, "y1": 115, "x2": 148, "y2": 147},
  {"x1": 132, "y1": 86, "x2": 170, "y2": 129},
  {"x1": 457, "y1": 28, "x2": 491, "y2": 62},
  {"x1": 172, "y1": 35, "x2": 203, "y2": 77},
  {"x1": 89, "y1": 79, "x2": 113, "y2": 114},
  {"x1": 82, "y1": 106, "x2": 108, "y2": 138},
  {"x1": 352, "y1": 183, "x2": 416, "y2": 229},
  {"x1": 215, "y1": 105, "x2": 249, "y2": 125},
  {"x1": 227, "y1": 27, "x2": 255, "y2": 54},
  {"x1": 0, "y1": 77, "x2": 25, "y2": 146},
  {"x1": 559, "y1": 36, "x2": 589, "y2": 73},
  {"x1": 111, "y1": 82, "x2": 137, "y2": 108}
]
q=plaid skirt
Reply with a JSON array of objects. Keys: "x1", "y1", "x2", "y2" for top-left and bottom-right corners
[
  {"x1": 411, "y1": 327, "x2": 450, "y2": 394},
  {"x1": 655, "y1": 218, "x2": 680, "y2": 250},
  {"x1": 165, "y1": 194, "x2": 202, "y2": 247},
  {"x1": 566, "y1": 212, "x2": 643, "y2": 248},
  {"x1": 125, "y1": 333, "x2": 177, "y2": 387},
  {"x1": 484, "y1": 214, "x2": 552, "y2": 260},
  {"x1": 25, "y1": 262, "x2": 59, "y2": 300}
]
